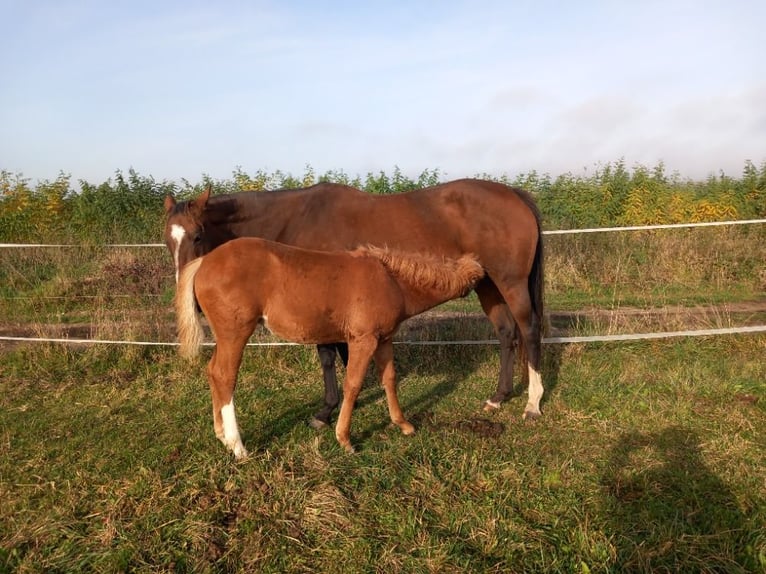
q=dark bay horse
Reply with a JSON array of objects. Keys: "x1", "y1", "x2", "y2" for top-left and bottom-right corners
[
  {"x1": 164, "y1": 179, "x2": 544, "y2": 426},
  {"x1": 176, "y1": 237, "x2": 484, "y2": 457}
]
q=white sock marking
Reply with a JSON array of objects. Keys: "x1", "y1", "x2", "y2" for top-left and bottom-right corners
[
  {"x1": 220, "y1": 400, "x2": 247, "y2": 459},
  {"x1": 525, "y1": 366, "x2": 544, "y2": 416},
  {"x1": 170, "y1": 224, "x2": 186, "y2": 283}
]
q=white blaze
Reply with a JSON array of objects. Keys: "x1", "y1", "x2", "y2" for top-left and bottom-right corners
[{"x1": 170, "y1": 224, "x2": 186, "y2": 283}]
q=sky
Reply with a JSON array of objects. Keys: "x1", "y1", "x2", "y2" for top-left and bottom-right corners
[{"x1": 2, "y1": 0, "x2": 765, "y2": 186}]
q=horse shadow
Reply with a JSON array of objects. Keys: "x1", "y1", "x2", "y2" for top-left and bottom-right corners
[
  {"x1": 241, "y1": 312, "x2": 568, "y2": 452},
  {"x1": 600, "y1": 426, "x2": 755, "y2": 571}
]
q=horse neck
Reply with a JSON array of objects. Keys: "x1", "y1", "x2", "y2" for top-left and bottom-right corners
[
  {"x1": 397, "y1": 284, "x2": 456, "y2": 318},
  {"x1": 206, "y1": 192, "x2": 296, "y2": 240}
]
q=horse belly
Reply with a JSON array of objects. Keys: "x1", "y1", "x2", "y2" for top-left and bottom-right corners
[{"x1": 261, "y1": 306, "x2": 345, "y2": 345}]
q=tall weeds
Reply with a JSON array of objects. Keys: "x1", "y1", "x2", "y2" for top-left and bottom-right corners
[{"x1": 2, "y1": 160, "x2": 765, "y2": 244}]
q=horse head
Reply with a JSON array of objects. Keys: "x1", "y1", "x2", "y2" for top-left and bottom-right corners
[{"x1": 163, "y1": 186, "x2": 214, "y2": 283}]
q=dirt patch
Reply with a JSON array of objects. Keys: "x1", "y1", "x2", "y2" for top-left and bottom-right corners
[
  {"x1": 412, "y1": 411, "x2": 506, "y2": 439},
  {"x1": 734, "y1": 393, "x2": 759, "y2": 406},
  {"x1": 400, "y1": 301, "x2": 766, "y2": 341},
  {"x1": 64, "y1": 250, "x2": 171, "y2": 298},
  {"x1": 0, "y1": 323, "x2": 95, "y2": 351}
]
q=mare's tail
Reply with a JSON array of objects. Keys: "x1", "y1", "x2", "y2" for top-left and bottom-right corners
[
  {"x1": 175, "y1": 257, "x2": 205, "y2": 359},
  {"x1": 529, "y1": 226, "x2": 544, "y2": 342},
  {"x1": 516, "y1": 189, "x2": 545, "y2": 372}
]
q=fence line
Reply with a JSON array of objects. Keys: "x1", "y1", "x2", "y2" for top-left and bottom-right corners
[
  {"x1": 0, "y1": 243, "x2": 166, "y2": 248},
  {"x1": 1, "y1": 324, "x2": 765, "y2": 348},
  {"x1": 1, "y1": 217, "x2": 764, "y2": 249},
  {"x1": 2, "y1": 217, "x2": 764, "y2": 347},
  {"x1": 541, "y1": 218, "x2": 766, "y2": 235}
]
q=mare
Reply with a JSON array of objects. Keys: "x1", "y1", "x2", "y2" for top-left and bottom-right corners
[
  {"x1": 164, "y1": 178, "x2": 544, "y2": 427},
  {"x1": 175, "y1": 237, "x2": 484, "y2": 458}
]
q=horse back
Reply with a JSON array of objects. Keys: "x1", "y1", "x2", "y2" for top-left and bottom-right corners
[{"x1": 275, "y1": 179, "x2": 541, "y2": 276}]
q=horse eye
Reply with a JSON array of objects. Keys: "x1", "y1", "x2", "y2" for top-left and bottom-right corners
[{"x1": 193, "y1": 233, "x2": 202, "y2": 244}]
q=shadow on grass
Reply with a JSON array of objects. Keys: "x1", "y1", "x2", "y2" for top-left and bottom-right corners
[
  {"x1": 601, "y1": 426, "x2": 758, "y2": 572},
  {"x1": 239, "y1": 313, "x2": 568, "y2": 452},
  {"x1": 324, "y1": 313, "x2": 567, "y2": 411}
]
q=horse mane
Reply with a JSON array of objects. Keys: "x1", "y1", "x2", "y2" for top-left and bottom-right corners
[{"x1": 355, "y1": 245, "x2": 484, "y2": 297}]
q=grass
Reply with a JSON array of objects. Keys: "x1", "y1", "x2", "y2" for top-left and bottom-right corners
[
  {"x1": 1, "y1": 335, "x2": 765, "y2": 573},
  {"x1": 543, "y1": 226, "x2": 766, "y2": 310}
]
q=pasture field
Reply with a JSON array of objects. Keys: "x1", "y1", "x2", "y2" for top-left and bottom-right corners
[
  {"x1": 1, "y1": 224, "x2": 765, "y2": 572},
  {"x1": 1, "y1": 335, "x2": 764, "y2": 573}
]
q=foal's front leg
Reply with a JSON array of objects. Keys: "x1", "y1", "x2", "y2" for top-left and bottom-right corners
[{"x1": 374, "y1": 339, "x2": 414, "y2": 436}]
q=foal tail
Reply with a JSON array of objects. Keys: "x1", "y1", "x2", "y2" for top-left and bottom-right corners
[{"x1": 175, "y1": 257, "x2": 205, "y2": 359}]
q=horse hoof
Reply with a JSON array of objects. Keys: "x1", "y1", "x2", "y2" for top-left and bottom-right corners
[
  {"x1": 233, "y1": 445, "x2": 249, "y2": 460},
  {"x1": 522, "y1": 410, "x2": 541, "y2": 423},
  {"x1": 400, "y1": 422, "x2": 416, "y2": 436},
  {"x1": 343, "y1": 444, "x2": 356, "y2": 454},
  {"x1": 483, "y1": 400, "x2": 501, "y2": 412},
  {"x1": 308, "y1": 417, "x2": 329, "y2": 431}
]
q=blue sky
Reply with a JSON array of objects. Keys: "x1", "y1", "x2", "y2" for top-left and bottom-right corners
[{"x1": 2, "y1": 0, "x2": 764, "y2": 185}]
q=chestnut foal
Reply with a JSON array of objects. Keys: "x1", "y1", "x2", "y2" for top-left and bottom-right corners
[{"x1": 175, "y1": 237, "x2": 483, "y2": 458}]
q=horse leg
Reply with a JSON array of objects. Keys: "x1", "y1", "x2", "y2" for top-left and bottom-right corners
[
  {"x1": 335, "y1": 341, "x2": 349, "y2": 366},
  {"x1": 374, "y1": 339, "x2": 415, "y2": 436},
  {"x1": 335, "y1": 337, "x2": 376, "y2": 453},
  {"x1": 475, "y1": 279, "x2": 519, "y2": 410},
  {"x1": 206, "y1": 335, "x2": 250, "y2": 459},
  {"x1": 311, "y1": 344, "x2": 340, "y2": 429},
  {"x1": 495, "y1": 282, "x2": 544, "y2": 421},
  {"x1": 311, "y1": 342, "x2": 351, "y2": 429}
]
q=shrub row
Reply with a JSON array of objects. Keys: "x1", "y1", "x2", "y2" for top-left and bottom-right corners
[{"x1": 1, "y1": 160, "x2": 764, "y2": 243}]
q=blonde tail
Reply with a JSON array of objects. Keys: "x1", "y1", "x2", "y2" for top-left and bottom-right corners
[{"x1": 175, "y1": 257, "x2": 205, "y2": 359}]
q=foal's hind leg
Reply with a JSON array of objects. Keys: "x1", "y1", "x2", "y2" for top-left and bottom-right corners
[
  {"x1": 206, "y1": 335, "x2": 250, "y2": 459},
  {"x1": 335, "y1": 337, "x2": 376, "y2": 453},
  {"x1": 475, "y1": 279, "x2": 519, "y2": 410},
  {"x1": 374, "y1": 340, "x2": 414, "y2": 436}
]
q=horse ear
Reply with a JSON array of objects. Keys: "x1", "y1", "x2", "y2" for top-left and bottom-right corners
[
  {"x1": 164, "y1": 195, "x2": 177, "y2": 214},
  {"x1": 192, "y1": 186, "x2": 211, "y2": 213}
]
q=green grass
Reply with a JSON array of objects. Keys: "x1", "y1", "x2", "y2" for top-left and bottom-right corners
[{"x1": 1, "y1": 335, "x2": 764, "y2": 573}]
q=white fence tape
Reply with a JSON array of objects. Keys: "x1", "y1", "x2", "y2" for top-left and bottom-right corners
[
  {"x1": 1, "y1": 325, "x2": 765, "y2": 347},
  {"x1": 0, "y1": 243, "x2": 165, "y2": 248},
  {"x1": 541, "y1": 218, "x2": 766, "y2": 235}
]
